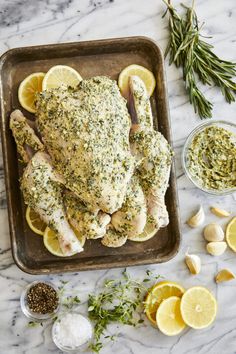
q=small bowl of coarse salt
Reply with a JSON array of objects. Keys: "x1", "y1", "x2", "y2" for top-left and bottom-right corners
[{"x1": 52, "y1": 312, "x2": 94, "y2": 352}]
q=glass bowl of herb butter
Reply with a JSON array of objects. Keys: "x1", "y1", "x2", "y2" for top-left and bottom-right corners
[{"x1": 182, "y1": 120, "x2": 236, "y2": 195}]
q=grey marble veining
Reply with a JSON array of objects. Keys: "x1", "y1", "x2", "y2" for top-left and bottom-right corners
[{"x1": 0, "y1": 0, "x2": 236, "y2": 353}]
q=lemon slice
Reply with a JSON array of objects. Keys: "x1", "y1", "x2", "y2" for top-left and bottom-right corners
[
  {"x1": 118, "y1": 64, "x2": 156, "y2": 98},
  {"x1": 226, "y1": 216, "x2": 236, "y2": 252},
  {"x1": 129, "y1": 221, "x2": 157, "y2": 242},
  {"x1": 180, "y1": 286, "x2": 217, "y2": 329},
  {"x1": 26, "y1": 206, "x2": 46, "y2": 236},
  {"x1": 43, "y1": 226, "x2": 86, "y2": 257},
  {"x1": 18, "y1": 72, "x2": 45, "y2": 113},
  {"x1": 42, "y1": 65, "x2": 82, "y2": 91},
  {"x1": 144, "y1": 281, "x2": 185, "y2": 326},
  {"x1": 156, "y1": 296, "x2": 186, "y2": 336}
]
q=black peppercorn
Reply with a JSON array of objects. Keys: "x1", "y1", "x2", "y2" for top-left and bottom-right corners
[{"x1": 27, "y1": 282, "x2": 59, "y2": 314}]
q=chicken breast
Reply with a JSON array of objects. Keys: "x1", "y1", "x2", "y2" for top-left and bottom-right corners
[{"x1": 35, "y1": 76, "x2": 135, "y2": 214}]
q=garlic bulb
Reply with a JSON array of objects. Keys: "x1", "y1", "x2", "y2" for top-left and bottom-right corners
[
  {"x1": 185, "y1": 251, "x2": 201, "y2": 275},
  {"x1": 187, "y1": 205, "x2": 205, "y2": 228},
  {"x1": 215, "y1": 269, "x2": 235, "y2": 283},
  {"x1": 210, "y1": 207, "x2": 231, "y2": 218},
  {"x1": 206, "y1": 241, "x2": 227, "y2": 256},
  {"x1": 203, "y1": 223, "x2": 224, "y2": 242}
]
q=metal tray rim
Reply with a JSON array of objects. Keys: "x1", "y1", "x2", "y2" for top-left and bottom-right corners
[{"x1": 0, "y1": 36, "x2": 181, "y2": 274}]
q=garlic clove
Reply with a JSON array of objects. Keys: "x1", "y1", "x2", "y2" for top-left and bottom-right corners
[
  {"x1": 185, "y1": 251, "x2": 201, "y2": 275},
  {"x1": 206, "y1": 241, "x2": 227, "y2": 256},
  {"x1": 203, "y1": 223, "x2": 224, "y2": 242},
  {"x1": 210, "y1": 207, "x2": 231, "y2": 218},
  {"x1": 215, "y1": 269, "x2": 235, "y2": 283},
  {"x1": 187, "y1": 205, "x2": 205, "y2": 228}
]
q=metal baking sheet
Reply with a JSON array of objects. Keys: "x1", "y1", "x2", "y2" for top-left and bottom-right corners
[{"x1": 0, "y1": 36, "x2": 181, "y2": 274}]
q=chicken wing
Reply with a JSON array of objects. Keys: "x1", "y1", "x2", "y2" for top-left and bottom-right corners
[{"x1": 10, "y1": 110, "x2": 44, "y2": 163}]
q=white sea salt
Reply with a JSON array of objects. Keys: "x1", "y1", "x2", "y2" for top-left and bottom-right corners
[{"x1": 53, "y1": 313, "x2": 93, "y2": 349}]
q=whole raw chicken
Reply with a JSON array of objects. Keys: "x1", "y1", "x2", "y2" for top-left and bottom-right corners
[{"x1": 10, "y1": 74, "x2": 172, "y2": 256}]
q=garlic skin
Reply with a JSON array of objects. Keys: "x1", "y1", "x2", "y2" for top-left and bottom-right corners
[
  {"x1": 185, "y1": 252, "x2": 201, "y2": 275},
  {"x1": 210, "y1": 207, "x2": 231, "y2": 218},
  {"x1": 203, "y1": 223, "x2": 224, "y2": 242},
  {"x1": 206, "y1": 241, "x2": 227, "y2": 256},
  {"x1": 215, "y1": 269, "x2": 235, "y2": 283},
  {"x1": 187, "y1": 205, "x2": 205, "y2": 228}
]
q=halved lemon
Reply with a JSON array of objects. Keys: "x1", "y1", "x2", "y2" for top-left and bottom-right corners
[
  {"x1": 226, "y1": 216, "x2": 236, "y2": 252},
  {"x1": 129, "y1": 221, "x2": 157, "y2": 242},
  {"x1": 18, "y1": 72, "x2": 45, "y2": 113},
  {"x1": 42, "y1": 65, "x2": 82, "y2": 91},
  {"x1": 118, "y1": 64, "x2": 156, "y2": 99},
  {"x1": 156, "y1": 296, "x2": 186, "y2": 336},
  {"x1": 43, "y1": 226, "x2": 86, "y2": 257},
  {"x1": 144, "y1": 281, "x2": 185, "y2": 326},
  {"x1": 180, "y1": 286, "x2": 217, "y2": 329},
  {"x1": 26, "y1": 206, "x2": 46, "y2": 236}
]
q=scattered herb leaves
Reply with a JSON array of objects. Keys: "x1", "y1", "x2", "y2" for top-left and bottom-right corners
[{"x1": 88, "y1": 269, "x2": 160, "y2": 353}]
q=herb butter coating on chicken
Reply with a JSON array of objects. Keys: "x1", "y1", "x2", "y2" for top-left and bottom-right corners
[
  {"x1": 35, "y1": 76, "x2": 135, "y2": 214},
  {"x1": 10, "y1": 73, "x2": 173, "y2": 255}
]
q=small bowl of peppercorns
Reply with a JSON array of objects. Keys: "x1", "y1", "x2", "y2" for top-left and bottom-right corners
[{"x1": 20, "y1": 281, "x2": 60, "y2": 321}]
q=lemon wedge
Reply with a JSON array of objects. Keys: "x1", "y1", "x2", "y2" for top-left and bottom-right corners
[
  {"x1": 118, "y1": 64, "x2": 156, "y2": 99},
  {"x1": 226, "y1": 216, "x2": 236, "y2": 252},
  {"x1": 144, "y1": 281, "x2": 185, "y2": 326},
  {"x1": 18, "y1": 72, "x2": 45, "y2": 113},
  {"x1": 43, "y1": 226, "x2": 86, "y2": 257},
  {"x1": 25, "y1": 206, "x2": 46, "y2": 236},
  {"x1": 180, "y1": 286, "x2": 217, "y2": 329},
  {"x1": 42, "y1": 65, "x2": 82, "y2": 91},
  {"x1": 156, "y1": 296, "x2": 186, "y2": 336}
]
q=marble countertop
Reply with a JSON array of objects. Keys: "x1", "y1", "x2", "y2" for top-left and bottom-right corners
[{"x1": 0, "y1": 0, "x2": 236, "y2": 353}]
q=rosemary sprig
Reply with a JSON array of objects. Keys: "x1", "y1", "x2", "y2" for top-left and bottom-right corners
[{"x1": 163, "y1": 0, "x2": 236, "y2": 119}]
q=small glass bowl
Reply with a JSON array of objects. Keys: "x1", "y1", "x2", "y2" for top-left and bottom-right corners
[
  {"x1": 20, "y1": 281, "x2": 60, "y2": 321},
  {"x1": 52, "y1": 313, "x2": 94, "y2": 353},
  {"x1": 182, "y1": 119, "x2": 236, "y2": 196}
]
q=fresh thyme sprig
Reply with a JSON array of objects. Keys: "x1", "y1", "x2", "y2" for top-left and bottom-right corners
[
  {"x1": 163, "y1": 0, "x2": 236, "y2": 118},
  {"x1": 88, "y1": 269, "x2": 160, "y2": 353}
]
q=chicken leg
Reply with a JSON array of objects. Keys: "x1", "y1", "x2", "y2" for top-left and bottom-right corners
[
  {"x1": 21, "y1": 152, "x2": 83, "y2": 256},
  {"x1": 111, "y1": 175, "x2": 147, "y2": 238},
  {"x1": 64, "y1": 192, "x2": 111, "y2": 239},
  {"x1": 129, "y1": 76, "x2": 173, "y2": 230}
]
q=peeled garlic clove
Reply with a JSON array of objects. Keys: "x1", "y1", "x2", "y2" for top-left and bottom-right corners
[
  {"x1": 185, "y1": 252, "x2": 201, "y2": 275},
  {"x1": 215, "y1": 269, "x2": 235, "y2": 283},
  {"x1": 210, "y1": 207, "x2": 231, "y2": 218},
  {"x1": 187, "y1": 205, "x2": 205, "y2": 228},
  {"x1": 203, "y1": 223, "x2": 224, "y2": 242},
  {"x1": 206, "y1": 241, "x2": 227, "y2": 256}
]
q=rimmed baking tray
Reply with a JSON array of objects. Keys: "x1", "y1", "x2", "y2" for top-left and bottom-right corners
[{"x1": 0, "y1": 36, "x2": 181, "y2": 274}]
